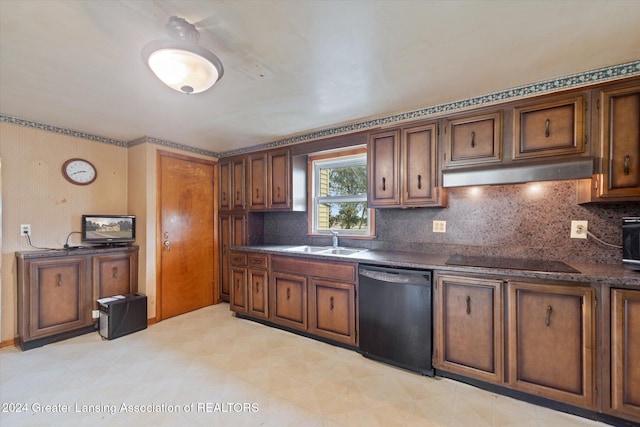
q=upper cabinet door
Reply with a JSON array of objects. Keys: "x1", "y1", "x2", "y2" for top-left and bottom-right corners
[
  {"x1": 268, "y1": 149, "x2": 291, "y2": 210},
  {"x1": 601, "y1": 85, "x2": 640, "y2": 198},
  {"x1": 446, "y1": 111, "x2": 502, "y2": 167},
  {"x1": 367, "y1": 129, "x2": 400, "y2": 207},
  {"x1": 402, "y1": 123, "x2": 439, "y2": 206},
  {"x1": 219, "y1": 160, "x2": 231, "y2": 211},
  {"x1": 248, "y1": 153, "x2": 267, "y2": 210},
  {"x1": 231, "y1": 159, "x2": 246, "y2": 210},
  {"x1": 513, "y1": 95, "x2": 586, "y2": 160}
]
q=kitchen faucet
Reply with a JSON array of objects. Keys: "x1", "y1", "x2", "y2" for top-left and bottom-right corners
[{"x1": 330, "y1": 230, "x2": 339, "y2": 248}]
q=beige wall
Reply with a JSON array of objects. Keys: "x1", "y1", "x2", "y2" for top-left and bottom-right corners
[{"x1": 0, "y1": 122, "x2": 217, "y2": 343}]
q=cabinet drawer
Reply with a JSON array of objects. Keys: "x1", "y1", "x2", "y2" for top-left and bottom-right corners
[
  {"x1": 446, "y1": 112, "x2": 502, "y2": 166},
  {"x1": 271, "y1": 256, "x2": 356, "y2": 282},
  {"x1": 248, "y1": 253, "x2": 269, "y2": 270},
  {"x1": 514, "y1": 96, "x2": 585, "y2": 159},
  {"x1": 230, "y1": 252, "x2": 248, "y2": 267}
]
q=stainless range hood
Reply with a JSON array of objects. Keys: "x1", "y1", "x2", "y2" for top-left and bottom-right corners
[{"x1": 442, "y1": 158, "x2": 594, "y2": 187}]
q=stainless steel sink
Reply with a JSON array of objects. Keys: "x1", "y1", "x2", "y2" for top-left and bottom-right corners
[
  {"x1": 318, "y1": 248, "x2": 365, "y2": 256},
  {"x1": 284, "y1": 245, "x2": 367, "y2": 256}
]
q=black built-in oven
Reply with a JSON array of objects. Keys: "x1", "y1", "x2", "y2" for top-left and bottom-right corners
[{"x1": 623, "y1": 217, "x2": 640, "y2": 270}]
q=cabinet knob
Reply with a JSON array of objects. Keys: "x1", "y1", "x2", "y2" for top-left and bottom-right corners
[
  {"x1": 545, "y1": 119, "x2": 551, "y2": 138},
  {"x1": 624, "y1": 155, "x2": 631, "y2": 175},
  {"x1": 545, "y1": 305, "x2": 553, "y2": 327}
]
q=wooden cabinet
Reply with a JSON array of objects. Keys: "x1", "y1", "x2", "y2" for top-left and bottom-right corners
[
  {"x1": 610, "y1": 288, "x2": 640, "y2": 422},
  {"x1": 445, "y1": 111, "x2": 502, "y2": 167},
  {"x1": 248, "y1": 257, "x2": 269, "y2": 319},
  {"x1": 229, "y1": 251, "x2": 248, "y2": 313},
  {"x1": 16, "y1": 246, "x2": 139, "y2": 350},
  {"x1": 309, "y1": 278, "x2": 356, "y2": 346},
  {"x1": 507, "y1": 281, "x2": 595, "y2": 409},
  {"x1": 578, "y1": 83, "x2": 640, "y2": 203},
  {"x1": 219, "y1": 156, "x2": 246, "y2": 210},
  {"x1": 92, "y1": 250, "x2": 138, "y2": 303},
  {"x1": 219, "y1": 213, "x2": 247, "y2": 301},
  {"x1": 433, "y1": 274, "x2": 503, "y2": 384},
  {"x1": 271, "y1": 270, "x2": 308, "y2": 330},
  {"x1": 513, "y1": 95, "x2": 586, "y2": 160},
  {"x1": 368, "y1": 122, "x2": 445, "y2": 208},
  {"x1": 268, "y1": 255, "x2": 357, "y2": 345},
  {"x1": 247, "y1": 149, "x2": 293, "y2": 211}
]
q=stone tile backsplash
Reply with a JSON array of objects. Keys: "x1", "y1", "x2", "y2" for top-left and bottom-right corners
[{"x1": 264, "y1": 180, "x2": 640, "y2": 265}]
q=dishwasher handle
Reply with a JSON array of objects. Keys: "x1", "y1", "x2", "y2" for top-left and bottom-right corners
[{"x1": 359, "y1": 268, "x2": 430, "y2": 286}]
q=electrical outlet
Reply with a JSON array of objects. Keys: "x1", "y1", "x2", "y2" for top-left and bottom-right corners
[
  {"x1": 570, "y1": 220, "x2": 588, "y2": 239},
  {"x1": 20, "y1": 224, "x2": 31, "y2": 236},
  {"x1": 433, "y1": 220, "x2": 446, "y2": 233}
]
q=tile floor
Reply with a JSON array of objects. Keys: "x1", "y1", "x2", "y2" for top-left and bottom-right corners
[{"x1": 1, "y1": 303, "x2": 609, "y2": 427}]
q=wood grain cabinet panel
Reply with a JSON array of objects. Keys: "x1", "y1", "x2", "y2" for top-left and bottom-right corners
[
  {"x1": 434, "y1": 275, "x2": 503, "y2": 384},
  {"x1": 445, "y1": 111, "x2": 502, "y2": 167},
  {"x1": 309, "y1": 278, "x2": 356, "y2": 346},
  {"x1": 578, "y1": 83, "x2": 640, "y2": 202},
  {"x1": 248, "y1": 269, "x2": 269, "y2": 319},
  {"x1": 268, "y1": 149, "x2": 291, "y2": 209},
  {"x1": 232, "y1": 158, "x2": 246, "y2": 209},
  {"x1": 230, "y1": 267, "x2": 248, "y2": 313},
  {"x1": 247, "y1": 153, "x2": 267, "y2": 210},
  {"x1": 514, "y1": 95, "x2": 585, "y2": 160},
  {"x1": 367, "y1": 129, "x2": 400, "y2": 207},
  {"x1": 610, "y1": 288, "x2": 640, "y2": 422},
  {"x1": 219, "y1": 160, "x2": 231, "y2": 211},
  {"x1": 270, "y1": 271, "x2": 307, "y2": 330},
  {"x1": 93, "y1": 251, "x2": 137, "y2": 302},
  {"x1": 507, "y1": 281, "x2": 595, "y2": 409}
]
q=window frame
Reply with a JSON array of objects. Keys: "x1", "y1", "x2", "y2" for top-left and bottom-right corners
[{"x1": 307, "y1": 147, "x2": 375, "y2": 239}]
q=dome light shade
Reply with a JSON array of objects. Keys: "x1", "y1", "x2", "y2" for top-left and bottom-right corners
[{"x1": 141, "y1": 17, "x2": 224, "y2": 94}]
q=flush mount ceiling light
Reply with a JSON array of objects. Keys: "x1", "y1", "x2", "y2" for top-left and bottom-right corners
[{"x1": 142, "y1": 16, "x2": 223, "y2": 94}]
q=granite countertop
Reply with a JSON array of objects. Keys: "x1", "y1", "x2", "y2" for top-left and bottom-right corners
[{"x1": 231, "y1": 245, "x2": 640, "y2": 287}]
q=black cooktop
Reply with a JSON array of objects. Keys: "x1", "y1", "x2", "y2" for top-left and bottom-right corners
[{"x1": 445, "y1": 254, "x2": 580, "y2": 274}]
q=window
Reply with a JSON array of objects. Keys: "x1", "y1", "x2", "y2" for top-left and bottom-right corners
[{"x1": 309, "y1": 148, "x2": 374, "y2": 237}]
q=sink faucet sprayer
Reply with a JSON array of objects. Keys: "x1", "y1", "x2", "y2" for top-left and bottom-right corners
[{"x1": 330, "y1": 230, "x2": 339, "y2": 248}]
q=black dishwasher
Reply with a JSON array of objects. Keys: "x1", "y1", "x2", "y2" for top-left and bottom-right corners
[{"x1": 358, "y1": 265, "x2": 433, "y2": 376}]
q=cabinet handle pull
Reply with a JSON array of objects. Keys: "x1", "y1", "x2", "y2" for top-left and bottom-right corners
[
  {"x1": 277, "y1": 186, "x2": 281, "y2": 198},
  {"x1": 545, "y1": 119, "x2": 551, "y2": 138},
  {"x1": 417, "y1": 174, "x2": 422, "y2": 190},
  {"x1": 545, "y1": 305, "x2": 553, "y2": 326},
  {"x1": 222, "y1": 191, "x2": 226, "y2": 202},
  {"x1": 286, "y1": 288, "x2": 290, "y2": 300},
  {"x1": 256, "y1": 281, "x2": 260, "y2": 293},
  {"x1": 236, "y1": 279, "x2": 240, "y2": 289},
  {"x1": 57, "y1": 273, "x2": 62, "y2": 287},
  {"x1": 330, "y1": 296, "x2": 334, "y2": 310},
  {"x1": 382, "y1": 177, "x2": 386, "y2": 191},
  {"x1": 466, "y1": 295, "x2": 471, "y2": 315},
  {"x1": 255, "y1": 188, "x2": 259, "y2": 200},
  {"x1": 470, "y1": 131, "x2": 476, "y2": 148},
  {"x1": 624, "y1": 155, "x2": 630, "y2": 175},
  {"x1": 236, "y1": 190, "x2": 240, "y2": 201},
  {"x1": 112, "y1": 267, "x2": 118, "y2": 278}
]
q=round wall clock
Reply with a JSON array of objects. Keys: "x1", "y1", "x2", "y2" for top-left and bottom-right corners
[{"x1": 62, "y1": 158, "x2": 97, "y2": 185}]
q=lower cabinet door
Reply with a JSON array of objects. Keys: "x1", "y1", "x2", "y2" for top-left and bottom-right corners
[
  {"x1": 248, "y1": 269, "x2": 269, "y2": 319},
  {"x1": 230, "y1": 268, "x2": 247, "y2": 313},
  {"x1": 434, "y1": 275, "x2": 503, "y2": 383},
  {"x1": 309, "y1": 278, "x2": 356, "y2": 346},
  {"x1": 93, "y1": 252, "x2": 135, "y2": 301},
  {"x1": 610, "y1": 288, "x2": 640, "y2": 422},
  {"x1": 29, "y1": 258, "x2": 91, "y2": 338},
  {"x1": 270, "y1": 271, "x2": 307, "y2": 330},
  {"x1": 507, "y1": 281, "x2": 595, "y2": 409}
]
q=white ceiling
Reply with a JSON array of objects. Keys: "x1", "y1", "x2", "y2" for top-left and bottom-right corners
[{"x1": 1, "y1": 0, "x2": 639, "y2": 155}]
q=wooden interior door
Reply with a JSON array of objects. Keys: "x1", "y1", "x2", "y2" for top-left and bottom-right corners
[{"x1": 158, "y1": 151, "x2": 216, "y2": 320}]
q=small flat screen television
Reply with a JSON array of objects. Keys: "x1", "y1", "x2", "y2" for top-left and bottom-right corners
[{"x1": 82, "y1": 215, "x2": 135, "y2": 245}]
